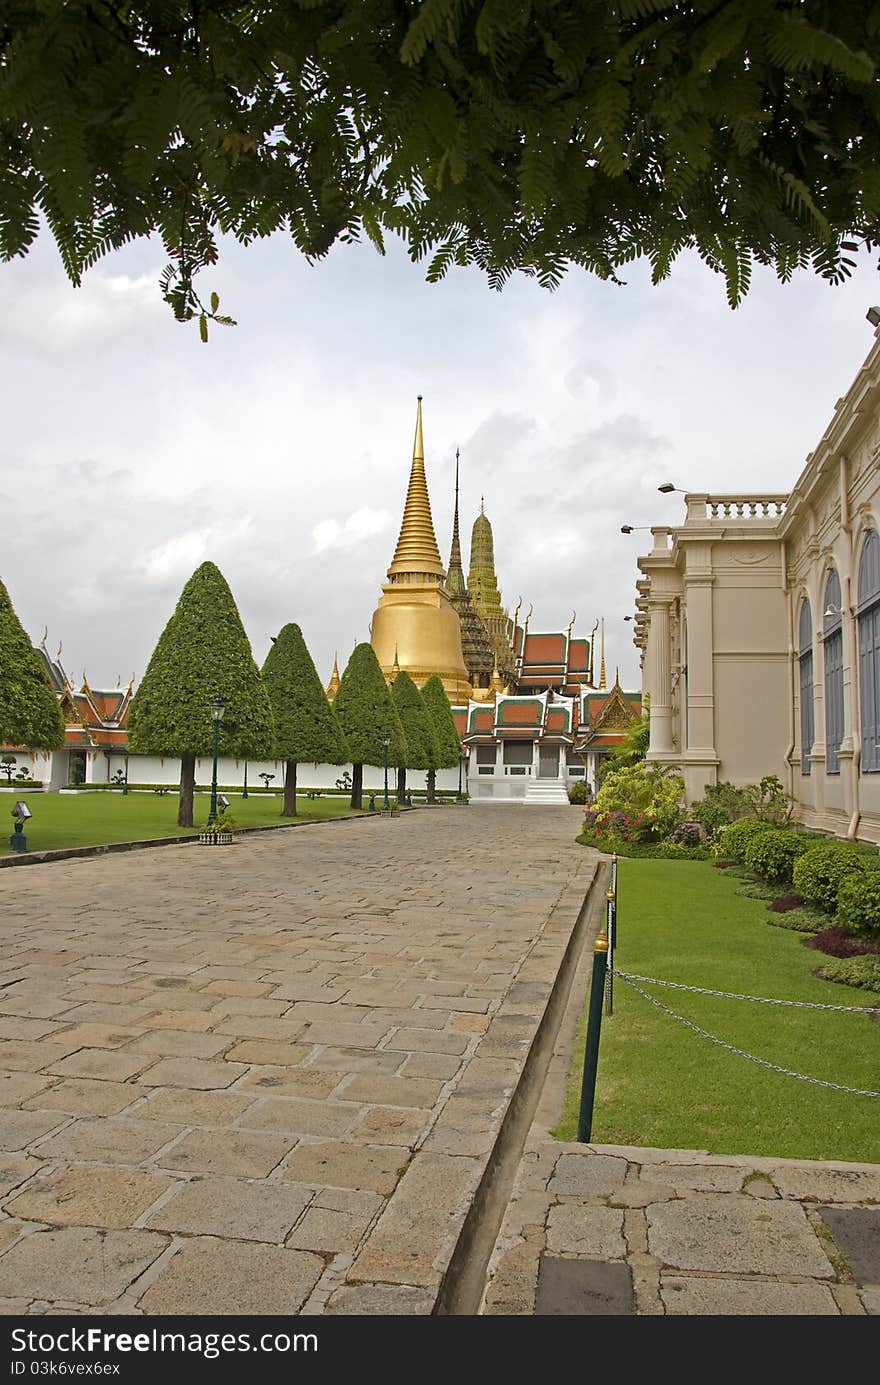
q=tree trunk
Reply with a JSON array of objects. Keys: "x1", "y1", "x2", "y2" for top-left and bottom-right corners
[
  {"x1": 283, "y1": 760, "x2": 297, "y2": 816},
  {"x1": 178, "y1": 751, "x2": 195, "y2": 827},
  {"x1": 350, "y1": 763, "x2": 363, "y2": 810},
  {"x1": 426, "y1": 768, "x2": 436, "y2": 803},
  {"x1": 397, "y1": 766, "x2": 406, "y2": 802}
]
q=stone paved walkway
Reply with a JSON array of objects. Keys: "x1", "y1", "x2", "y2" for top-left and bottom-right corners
[
  {"x1": 482, "y1": 1139, "x2": 880, "y2": 1316},
  {"x1": 0, "y1": 805, "x2": 590, "y2": 1315}
]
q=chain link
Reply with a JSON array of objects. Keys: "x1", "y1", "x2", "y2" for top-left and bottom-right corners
[
  {"x1": 610, "y1": 968, "x2": 877, "y2": 1014},
  {"x1": 613, "y1": 972, "x2": 880, "y2": 1098}
]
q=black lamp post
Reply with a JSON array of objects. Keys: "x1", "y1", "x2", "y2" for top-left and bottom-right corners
[
  {"x1": 207, "y1": 695, "x2": 225, "y2": 825},
  {"x1": 382, "y1": 730, "x2": 391, "y2": 810},
  {"x1": 242, "y1": 761, "x2": 248, "y2": 799}
]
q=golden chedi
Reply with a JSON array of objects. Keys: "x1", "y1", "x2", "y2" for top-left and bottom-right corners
[{"x1": 370, "y1": 398, "x2": 471, "y2": 700}]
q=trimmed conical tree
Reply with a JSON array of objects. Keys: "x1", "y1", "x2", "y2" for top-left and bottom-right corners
[
  {"x1": 391, "y1": 670, "x2": 437, "y2": 803},
  {"x1": 0, "y1": 579, "x2": 65, "y2": 752},
  {"x1": 127, "y1": 562, "x2": 275, "y2": 827},
  {"x1": 333, "y1": 643, "x2": 407, "y2": 809},
  {"x1": 421, "y1": 675, "x2": 461, "y2": 803},
  {"x1": 262, "y1": 623, "x2": 349, "y2": 817}
]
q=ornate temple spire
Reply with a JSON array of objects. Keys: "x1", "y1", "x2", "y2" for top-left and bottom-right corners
[
  {"x1": 446, "y1": 449, "x2": 465, "y2": 596},
  {"x1": 325, "y1": 652, "x2": 340, "y2": 701},
  {"x1": 445, "y1": 449, "x2": 494, "y2": 686},
  {"x1": 468, "y1": 500, "x2": 517, "y2": 686},
  {"x1": 387, "y1": 396, "x2": 445, "y2": 582}
]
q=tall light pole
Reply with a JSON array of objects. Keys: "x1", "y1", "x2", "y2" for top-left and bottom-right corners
[
  {"x1": 207, "y1": 695, "x2": 225, "y2": 825},
  {"x1": 382, "y1": 730, "x2": 391, "y2": 811}
]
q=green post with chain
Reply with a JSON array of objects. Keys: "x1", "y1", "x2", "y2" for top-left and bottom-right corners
[{"x1": 578, "y1": 935, "x2": 609, "y2": 1143}]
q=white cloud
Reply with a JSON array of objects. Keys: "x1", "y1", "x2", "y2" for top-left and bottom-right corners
[
  {"x1": 4, "y1": 227, "x2": 880, "y2": 693},
  {"x1": 311, "y1": 507, "x2": 393, "y2": 554},
  {"x1": 139, "y1": 516, "x2": 255, "y2": 586}
]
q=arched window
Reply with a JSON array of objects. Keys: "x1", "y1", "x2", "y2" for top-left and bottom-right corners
[
  {"x1": 799, "y1": 598, "x2": 814, "y2": 775},
  {"x1": 858, "y1": 530, "x2": 880, "y2": 772},
  {"x1": 823, "y1": 570, "x2": 843, "y2": 775}
]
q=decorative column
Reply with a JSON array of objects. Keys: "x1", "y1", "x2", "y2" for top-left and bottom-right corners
[
  {"x1": 681, "y1": 557, "x2": 720, "y2": 797},
  {"x1": 647, "y1": 597, "x2": 675, "y2": 758}
]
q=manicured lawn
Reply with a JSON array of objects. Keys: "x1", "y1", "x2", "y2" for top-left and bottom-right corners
[
  {"x1": 554, "y1": 859, "x2": 880, "y2": 1162},
  {"x1": 0, "y1": 791, "x2": 363, "y2": 856}
]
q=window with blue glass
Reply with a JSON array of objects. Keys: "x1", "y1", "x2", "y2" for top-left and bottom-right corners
[
  {"x1": 823, "y1": 570, "x2": 843, "y2": 775},
  {"x1": 799, "y1": 598, "x2": 814, "y2": 775},
  {"x1": 858, "y1": 530, "x2": 880, "y2": 772}
]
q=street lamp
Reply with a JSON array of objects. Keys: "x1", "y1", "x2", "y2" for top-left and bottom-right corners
[
  {"x1": 657, "y1": 482, "x2": 687, "y2": 494},
  {"x1": 207, "y1": 695, "x2": 225, "y2": 825},
  {"x1": 620, "y1": 524, "x2": 653, "y2": 534},
  {"x1": 381, "y1": 730, "x2": 391, "y2": 810}
]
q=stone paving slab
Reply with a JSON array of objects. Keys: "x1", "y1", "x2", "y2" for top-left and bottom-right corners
[
  {"x1": 0, "y1": 805, "x2": 591, "y2": 1314},
  {"x1": 482, "y1": 1138, "x2": 880, "y2": 1316}
]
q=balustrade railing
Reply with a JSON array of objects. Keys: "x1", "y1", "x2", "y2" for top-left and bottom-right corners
[{"x1": 685, "y1": 493, "x2": 788, "y2": 522}]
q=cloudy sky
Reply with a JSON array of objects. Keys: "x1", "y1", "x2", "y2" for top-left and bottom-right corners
[{"x1": 3, "y1": 224, "x2": 879, "y2": 696}]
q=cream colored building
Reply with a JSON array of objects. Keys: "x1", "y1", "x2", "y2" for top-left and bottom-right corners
[{"x1": 635, "y1": 329, "x2": 880, "y2": 844}]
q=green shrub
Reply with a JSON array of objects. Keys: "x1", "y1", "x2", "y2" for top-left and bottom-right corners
[
  {"x1": 568, "y1": 780, "x2": 587, "y2": 805},
  {"x1": 742, "y1": 828, "x2": 812, "y2": 887},
  {"x1": 792, "y1": 841, "x2": 877, "y2": 913},
  {"x1": 736, "y1": 880, "x2": 778, "y2": 900},
  {"x1": 766, "y1": 907, "x2": 825, "y2": 934},
  {"x1": 719, "y1": 816, "x2": 776, "y2": 863},
  {"x1": 836, "y1": 872, "x2": 880, "y2": 939},
  {"x1": 811, "y1": 954, "x2": 880, "y2": 994},
  {"x1": 576, "y1": 830, "x2": 708, "y2": 860},
  {"x1": 691, "y1": 782, "x2": 757, "y2": 835},
  {"x1": 593, "y1": 762, "x2": 684, "y2": 842}
]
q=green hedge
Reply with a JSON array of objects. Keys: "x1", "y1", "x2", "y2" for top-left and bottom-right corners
[
  {"x1": 792, "y1": 841, "x2": 880, "y2": 913},
  {"x1": 718, "y1": 816, "x2": 776, "y2": 863},
  {"x1": 836, "y1": 871, "x2": 880, "y2": 939},
  {"x1": 742, "y1": 827, "x2": 812, "y2": 887}
]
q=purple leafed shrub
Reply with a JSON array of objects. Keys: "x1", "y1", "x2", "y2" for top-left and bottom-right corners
[
  {"x1": 769, "y1": 895, "x2": 806, "y2": 913},
  {"x1": 805, "y1": 926, "x2": 880, "y2": 959},
  {"x1": 714, "y1": 860, "x2": 736, "y2": 870}
]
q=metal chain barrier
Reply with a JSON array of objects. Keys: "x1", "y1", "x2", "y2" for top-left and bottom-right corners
[
  {"x1": 611, "y1": 969, "x2": 880, "y2": 1099},
  {"x1": 611, "y1": 968, "x2": 877, "y2": 1014}
]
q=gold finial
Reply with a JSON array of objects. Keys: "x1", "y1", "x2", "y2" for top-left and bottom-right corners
[
  {"x1": 387, "y1": 396, "x2": 445, "y2": 581},
  {"x1": 480, "y1": 494, "x2": 485, "y2": 515},
  {"x1": 325, "y1": 652, "x2": 341, "y2": 701},
  {"x1": 588, "y1": 617, "x2": 599, "y2": 686},
  {"x1": 599, "y1": 617, "x2": 606, "y2": 690}
]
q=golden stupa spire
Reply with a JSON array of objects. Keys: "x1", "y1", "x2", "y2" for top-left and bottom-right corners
[
  {"x1": 387, "y1": 395, "x2": 445, "y2": 581},
  {"x1": 599, "y1": 617, "x2": 606, "y2": 690},
  {"x1": 325, "y1": 652, "x2": 340, "y2": 701}
]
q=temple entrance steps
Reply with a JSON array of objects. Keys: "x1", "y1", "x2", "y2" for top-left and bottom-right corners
[{"x1": 523, "y1": 777, "x2": 571, "y2": 805}]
